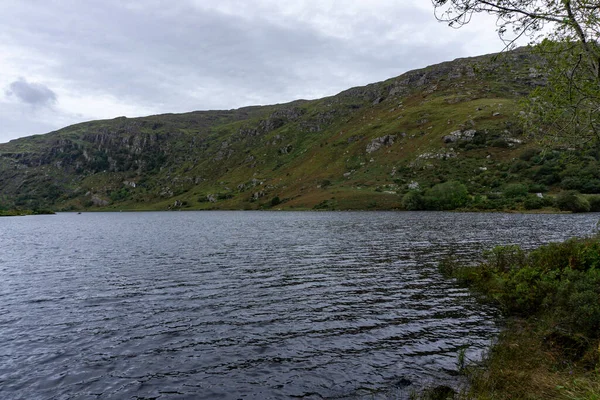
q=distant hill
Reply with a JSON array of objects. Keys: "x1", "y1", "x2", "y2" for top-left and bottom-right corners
[{"x1": 2, "y1": 47, "x2": 599, "y2": 212}]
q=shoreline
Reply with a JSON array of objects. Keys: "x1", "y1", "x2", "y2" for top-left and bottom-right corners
[{"x1": 436, "y1": 237, "x2": 600, "y2": 399}]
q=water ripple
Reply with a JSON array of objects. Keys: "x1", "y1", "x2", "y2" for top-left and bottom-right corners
[{"x1": 0, "y1": 211, "x2": 597, "y2": 399}]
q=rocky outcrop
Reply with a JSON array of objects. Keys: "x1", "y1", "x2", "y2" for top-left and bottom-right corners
[
  {"x1": 366, "y1": 135, "x2": 397, "y2": 153},
  {"x1": 91, "y1": 195, "x2": 109, "y2": 207},
  {"x1": 238, "y1": 107, "x2": 306, "y2": 138},
  {"x1": 443, "y1": 129, "x2": 476, "y2": 143}
]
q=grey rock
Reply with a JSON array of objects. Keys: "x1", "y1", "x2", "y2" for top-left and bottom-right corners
[
  {"x1": 408, "y1": 181, "x2": 420, "y2": 190},
  {"x1": 372, "y1": 97, "x2": 384, "y2": 105},
  {"x1": 91, "y1": 195, "x2": 109, "y2": 207},
  {"x1": 443, "y1": 129, "x2": 476, "y2": 143},
  {"x1": 366, "y1": 135, "x2": 397, "y2": 153},
  {"x1": 279, "y1": 145, "x2": 293, "y2": 154}
]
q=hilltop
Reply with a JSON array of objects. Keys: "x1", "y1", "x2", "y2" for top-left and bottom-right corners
[{"x1": 1, "y1": 47, "x2": 598, "y2": 212}]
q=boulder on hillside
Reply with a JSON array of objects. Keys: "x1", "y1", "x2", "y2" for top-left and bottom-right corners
[
  {"x1": 443, "y1": 129, "x2": 476, "y2": 143},
  {"x1": 366, "y1": 135, "x2": 397, "y2": 153}
]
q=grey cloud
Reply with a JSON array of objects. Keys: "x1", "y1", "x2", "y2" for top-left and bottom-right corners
[
  {"x1": 0, "y1": 100, "x2": 67, "y2": 144},
  {"x1": 2, "y1": 1, "x2": 477, "y2": 112},
  {"x1": 6, "y1": 78, "x2": 57, "y2": 107},
  {"x1": 1, "y1": 0, "x2": 504, "y2": 140}
]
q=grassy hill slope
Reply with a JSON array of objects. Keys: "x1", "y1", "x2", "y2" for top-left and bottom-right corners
[{"x1": 2, "y1": 47, "x2": 599, "y2": 212}]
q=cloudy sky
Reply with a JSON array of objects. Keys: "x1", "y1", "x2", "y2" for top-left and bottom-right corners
[{"x1": 0, "y1": 0, "x2": 507, "y2": 144}]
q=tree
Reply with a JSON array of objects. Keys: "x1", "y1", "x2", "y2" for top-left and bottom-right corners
[{"x1": 432, "y1": 0, "x2": 600, "y2": 139}]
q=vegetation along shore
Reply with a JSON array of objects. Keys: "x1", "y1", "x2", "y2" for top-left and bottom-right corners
[{"x1": 429, "y1": 236, "x2": 600, "y2": 399}]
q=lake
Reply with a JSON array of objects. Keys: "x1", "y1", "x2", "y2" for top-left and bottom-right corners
[{"x1": 0, "y1": 211, "x2": 598, "y2": 399}]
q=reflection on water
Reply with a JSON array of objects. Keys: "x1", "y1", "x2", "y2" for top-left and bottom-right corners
[{"x1": 0, "y1": 211, "x2": 597, "y2": 399}]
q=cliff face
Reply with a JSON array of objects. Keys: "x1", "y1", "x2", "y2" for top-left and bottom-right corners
[{"x1": 0, "y1": 48, "x2": 558, "y2": 211}]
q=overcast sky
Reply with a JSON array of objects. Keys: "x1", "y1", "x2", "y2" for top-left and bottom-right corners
[{"x1": 0, "y1": 0, "x2": 507, "y2": 144}]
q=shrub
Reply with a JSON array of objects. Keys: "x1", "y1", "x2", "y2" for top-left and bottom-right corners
[
  {"x1": 587, "y1": 195, "x2": 600, "y2": 211},
  {"x1": 523, "y1": 194, "x2": 552, "y2": 210},
  {"x1": 498, "y1": 265, "x2": 547, "y2": 315},
  {"x1": 470, "y1": 195, "x2": 494, "y2": 210},
  {"x1": 519, "y1": 147, "x2": 542, "y2": 161},
  {"x1": 561, "y1": 176, "x2": 600, "y2": 193},
  {"x1": 555, "y1": 191, "x2": 591, "y2": 213},
  {"x1": 270, "y1": 196, "x2": 281, "y2": 207},
  {"x1": 446, "y1": 237, "x2": 600, "y2": 338},
  {"x1": 503, "y1": 183, "x2": 529, "y2": 199},
  {"x1": 528, "y1": 183, "x2": 548, "y2": 193},
  {"x1": 484, "y1": 244, "x2": 526, "y2": 273},
  {"x1": 423, "y1": 181, "x2": 469, "y2": 210},
  {"x1": 508, "y1": 160, "x2": 530, "y2": 173},
  {"x1": 491, "y1": 138, "x2": 510, "y2": 148},
  {"x1": 555, "y1": 268, "x2": 600, "y2": 338},
  {"x1": 109, "y1": 187, "x2": 130, "y2": 202},
  {"x1": 523, "y1": 195, "x2": 545, "y2": 210},
  {"x1": 401, "y1": 191, "x2": 424, "y2": 211}
]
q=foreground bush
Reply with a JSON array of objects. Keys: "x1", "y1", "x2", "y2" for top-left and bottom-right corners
[
  {"x1": 440, "y1": 237, "x2": 600, "y2": 399},
  {"x1": 444, "y1": 237, "x2": 600, "y2": 336}
]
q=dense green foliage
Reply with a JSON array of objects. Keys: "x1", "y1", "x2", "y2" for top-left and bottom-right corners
[
  {"x1": 442, "y1": 237, "x2": 600, "y2": 337},
  {"x1": 555, "y1": 190, "x2": 591, "y2": 213},
  {"x1": 424, "y1": 181, "x2": 469, "y2": 210},
  {"x1": 402, "y1": 181, "x2": 469, "y2": 211},
  {"x1": 439, "y1": 237, "x2": 600, "y2": 398}
]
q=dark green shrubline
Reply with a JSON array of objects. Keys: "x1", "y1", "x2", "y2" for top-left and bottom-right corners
[
  {"x1": 438, "y1": 237, "x2": 600, "y2": 399},
  {"x1": 442, "y1": 237, "x2": 600, "y2": 338}
]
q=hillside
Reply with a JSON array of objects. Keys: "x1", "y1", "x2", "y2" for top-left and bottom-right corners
[{"x1": 1, "y1": 47, "x2": 599, "y2": 212}]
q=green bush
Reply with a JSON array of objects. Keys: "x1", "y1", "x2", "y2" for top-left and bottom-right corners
[
  {"x1": 270, "y1": 196, "x2": 281, "y2": 206},
  {"x1": 523, "y1": 194, "x2": 552, "y2": 210},
  {"x1": 523, "y1": 195, "x2": 545, "y2": 210},
  {"x1": 109, "y1": 187, "x2": 130, "y2": 202},
  {"x1": 401, "y1": 190, "x2": 424, "y2": 211},
  {"x1": 470, "y1": 195, "x2": 494, "y2": 210},
  {"x1": 555, "y1": 268, "x2": 600, "y2": 338},
  {"x1": 503, "y1": 183, "x2": 529, "y2": 199},
  {"x1": 446, "y1": 237, "x2": 600, "y2": 338},
  {"x1": 519, "y1": 147, "x2": 542, "y2": 161},
  {"x1": 555, "y1": 191, "x2": 591, "y2": 213},
  {"x1": 498, "y1": 265, "x2": 547, "y2": 315},
  {"x1": 491, "y1": 138, "x2": 510, "y2": 148},
  {"x1": 528, "y1": 183, "x2": 548, "y2": 193},
  {"x1": 508, "y1": 160, "x2": 530, "y2": 173},
  {"x1": 484, "y1": 244, "x2": 526, "y2": 273},
  {"x1": 587, "y1": 195, "x2": 600, "y2": 212},
  {"x1": 423, "y1": 181, "x2": 469, "y2": 210}
]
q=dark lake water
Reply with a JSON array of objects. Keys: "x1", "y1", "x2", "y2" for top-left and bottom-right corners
[{"x1": 1, "y1": 211, "x2": 598, "y2": 399}]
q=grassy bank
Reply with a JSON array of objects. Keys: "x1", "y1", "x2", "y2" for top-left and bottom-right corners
[
  {"x1": 438, "y1": 237, "x2": 600, "y2": 399},
  {"x1": 0, "y1": 209, "x2": 55, "y2": 216}
]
